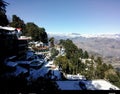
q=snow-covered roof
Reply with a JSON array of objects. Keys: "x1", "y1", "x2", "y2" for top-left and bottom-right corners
[
  {"x1": 45, "y1": 61, "x2": 55, "y2": 68},
  {"x1": 0, "y1": 26, "x2": 15, "y2": 31},
  {"x1": 5, "y1": 66, "x2": 28, "y2": 77},
  {"x1": 56, "y1": 79, "x2": 120, "y2": 90},
  {"x1": 27, "y1": 67, "x2": 49, "y2": 81},
  {"x1": 17, "y1": 61, "x2": 31, "y2": 65},
  {"x1": 13, "y1": 66, "x2": 28, "y2": 76},
  {"x1": 56, "y1": 81, "x2": 81, "y2": 90},
  {"x1": 50, "y1": 69, "x2": 62, "y2": 80},
  {"x1": 5, "y1": 61, "x2": 18, "y2": 67},
  {"x1": 87, "y1": 79, "x2": 120, "y2": 90},
  {"x1": 66, "y1": 74, "x2": 86, "y2": 80}
]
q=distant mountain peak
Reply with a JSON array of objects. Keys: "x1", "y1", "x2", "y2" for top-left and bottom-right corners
[
  {"x1": 48, "y1": 32, "x2": 120, "y2": 39},
  {"x1": 81, "y1": 33, "x2": 120, "y2": 39}
]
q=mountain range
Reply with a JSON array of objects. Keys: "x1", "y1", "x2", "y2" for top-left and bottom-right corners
[
  {"x1": 48, "y1": 33, "x2": 120, "y2": 71},
  {"x1": 48, "y1": 32, "x2": 120, "y2": 39}
]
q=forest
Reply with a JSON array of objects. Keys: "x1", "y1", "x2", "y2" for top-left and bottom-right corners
[{"x1": 53, "y1": 39, "x2": 120, "y2": 88}]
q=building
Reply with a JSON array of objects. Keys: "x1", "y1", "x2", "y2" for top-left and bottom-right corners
[{"x1": 0, "y1": 26, "x2": 28, "y2": 62}]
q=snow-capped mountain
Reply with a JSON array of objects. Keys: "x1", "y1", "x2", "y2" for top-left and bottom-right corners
[
  {"x1": 48, "y1": 32, "x2": 82, "y2": 39},
  {"x1": 48, "y1": 32, "x2": 120, "y2": 39},
  {"x1": 81, "y1": 34, "x2": 120, "y2": 39}
]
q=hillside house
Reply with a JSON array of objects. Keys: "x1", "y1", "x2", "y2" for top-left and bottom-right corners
[{"x1": 0, "y1": 26, "x2": 28, "y2": 62}]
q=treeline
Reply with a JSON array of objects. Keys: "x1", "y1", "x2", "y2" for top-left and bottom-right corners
[
  {"x1": 0, "y1": 0, "x2": 48, "y2": 43},
  {"x1": 54, "y1": 39, "x2": 90, "y2": 74},
  {"x1": 9, "y1": 15, "x2": 48, "y2": 43},
  {"x1": 54, "y1": 39, "x2": 120, "y2": 88},
  {"x1": 0, "y1": 0, "x2": 9, "y2": 26}
]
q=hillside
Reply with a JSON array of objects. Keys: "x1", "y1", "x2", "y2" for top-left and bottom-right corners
[{"x1": 48, "y1": 33, "x2": 120, "y2": 71}]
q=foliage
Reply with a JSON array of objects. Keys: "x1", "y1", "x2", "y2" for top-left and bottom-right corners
[
  {"x1": 106, "y1": 73, "x2": 120, "y2": 88},
  {"x1": 59, "y1": 39, "x2": 78, "y2": 59},
  {"x1": 78, "y1": 48, "x2": 83, "y2": 58},
  {"x1": 25, "y1": 22, "x2": 48, "y2": 43},
  {"x1": 9, "y1": 15, "x2": 48, "y2": 43},
  {"x1": 0, "y1": 0, "x2": 9, "y2": 26},
  {"x1": 56, "y1": 39, "x2": 120, "y2": 88},
  {"x1": 50, "y1": 48, "x2": 59, "y2": 59},
  {"x1": 83, "y1": 50, "x2": 89, "y2": 59},
  {"x1": 9, "y1": 15, "x2": 25, "y2": 32},
  {"x1": 96, "y1": 57, "x2": 103, "y2": 65},
  {"x1": 49, "y1": 37, "x2": 54, "y2": 47}
]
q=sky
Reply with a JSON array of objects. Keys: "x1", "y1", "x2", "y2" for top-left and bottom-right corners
[{"x1": 5, "y1": 0, "x2": 120, "y2": 34}]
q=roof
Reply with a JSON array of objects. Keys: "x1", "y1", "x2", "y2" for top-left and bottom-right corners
[
  {"x1": 56, "y1": 81, "x2": 81, "y2": 90},
  {"x1": 88, "y1": 79, "x2": 120, "y2": 90},
  {"x1": 66, "y1": 74, "x2": 86, "y2": 80},
  {"x1": 5, "y1": 61, "x2": 18, "y2": 67},
  {"x1": 0, "y1": 26, "x2": 15, "y2": 31},
  {"x1": 56, "y1": 79, "x2": 120, "y2": 90}
]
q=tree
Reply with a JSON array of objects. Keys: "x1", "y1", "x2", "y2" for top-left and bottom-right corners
[
  {"x1": 78, "y1": 48, "x2": 83, "y2": 58},
  {"x1": 9, "y1": 15, "x2": 25, "y2": 32},
  {"x1": 0, "y1": 0, "x2": 9, "y2": 26},
  {"x1": 90, "y1": 55, "x2": 94, "y2": 60},
  {"x1": 54, "y1": 56, "x2": 71, "y2": 74},
  {"x1": 106, "y1": 74, "x2": 120, "y2": 88},
  {"x1": 38, "y1": 28, "x2": 48, "y2": 43},
  {"x1": 50, "y1": 48, "x2": 59, "y2": 59},
  {"x1": 25, "y1": 22, "x2": 48, "y2": 42},
  {"x1": 25, "y1": 22, "x2": 38, "y2": 37},
  {"x1": 83, "y1": 51, "x2": 89, "y2": 59},
  {"x1": 49, "y1": 37, "x2": 54, "y2": 47},
  {"x1": 96, "y1": 57, "x2": 103, "y2": 65}
]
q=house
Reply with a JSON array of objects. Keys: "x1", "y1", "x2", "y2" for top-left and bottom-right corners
[{"x1": 0, "y1": 26, "x2": 28, "y2": 61}]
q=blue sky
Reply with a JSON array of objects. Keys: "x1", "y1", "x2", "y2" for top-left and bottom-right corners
[{"x1": 5, "y1": 0, "x2": 120, "y2": 34}]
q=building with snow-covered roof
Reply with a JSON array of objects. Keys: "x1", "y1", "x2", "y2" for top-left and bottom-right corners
[
  {"x1": 0, "y1": 26, "x2": 28, "y2": 61},
  {"x1": 56, "y1": 79, "x2": 120, "y2": 90},
  {"x1": 66, "y1": 74, "x2": 86, "y2": 80},
  {"x1": 85, "y1": 79, "x2": 120, "y2": 90}
]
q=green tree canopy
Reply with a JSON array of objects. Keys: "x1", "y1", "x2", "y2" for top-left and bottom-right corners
[
  {"x1": 49, "y1": 37, "x2": 55, "y2": 47},
  {"x1": 9, "y1": 15, "x2": 25, "y2": 32},
  {"x1": 83, "y1": 51, "x2": 89, "y2": 59},
  {"x1": 0, "y1": 0, "x2": 9, "y2": 26},
  {"x1": 25, "y1": 22, "x2": 48, "y2": 43}
]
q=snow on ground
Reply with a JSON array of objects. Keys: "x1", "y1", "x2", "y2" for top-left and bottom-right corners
[{"x1": 4, "y1": 52, "x2": 120, "y2": 90}]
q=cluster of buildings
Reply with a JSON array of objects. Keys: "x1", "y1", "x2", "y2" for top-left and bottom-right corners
[
  {"x1": 0, "y1": 26, "x2": 48, "y2": 78},
  {"x1": 0, "y1": 26, "x2": 29, "y2": 62},
  {"x1": 0, "y1": 26, "x2": 120, "y2": 91}
]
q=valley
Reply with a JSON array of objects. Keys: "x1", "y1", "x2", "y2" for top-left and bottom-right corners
[{"x1": 48, "y1": 33, "x2": 120, "y2": 71}]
